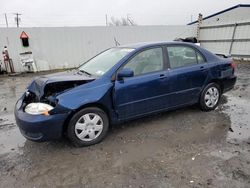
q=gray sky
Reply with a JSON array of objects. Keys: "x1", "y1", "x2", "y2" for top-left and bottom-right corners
[{"x1": 0, "y1": 0, "x2": 250, "y2": 27}]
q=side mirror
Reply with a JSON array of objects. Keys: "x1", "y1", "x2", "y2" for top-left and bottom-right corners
[{"x1": 117, "y1": 68, "x2": 134, "y2": 80}]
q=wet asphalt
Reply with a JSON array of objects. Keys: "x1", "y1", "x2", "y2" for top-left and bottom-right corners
[{"x1": 0, "y1": 62, "x2": 250, "y2": 188}]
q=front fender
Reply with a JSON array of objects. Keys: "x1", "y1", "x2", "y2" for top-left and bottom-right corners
[{"x1": 57, "y1": 82, "x2": 114, "y2": 110}]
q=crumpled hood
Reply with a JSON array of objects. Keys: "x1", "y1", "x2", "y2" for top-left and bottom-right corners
[{"x1": 27, "y1": 70, "x2": 95, "y2": 99}]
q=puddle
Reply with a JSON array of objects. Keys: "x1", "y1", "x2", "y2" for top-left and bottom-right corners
[
  {"x1": 209, "y1": 150, "x2": 239, "y2": 160},
  {"x1": 222, "y1": 94, "x2": 250, "y2": 142},
  {"x1": 0, "y1": 127, "x2": 26, "y2": 155},
  {"x1": 0, "y1": 114, "x2": 26, "y2": 155},
  {"x1": 0, "y1": 114, "x2": 16, "y2": 128}
]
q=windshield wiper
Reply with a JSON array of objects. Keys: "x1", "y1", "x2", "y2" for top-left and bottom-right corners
[{"x1": 78, "y1": 69, "x2": 92, "y2": 76}]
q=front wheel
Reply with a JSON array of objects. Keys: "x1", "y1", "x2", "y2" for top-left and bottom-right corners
[
  {"x1": 199, "y1": 83, "x2": 221, "y2": 111},
  {"x1": 67, "y1": 107, "x2": 109, "y2": 147}
]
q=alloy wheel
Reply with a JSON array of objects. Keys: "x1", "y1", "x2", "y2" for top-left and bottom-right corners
[{"x1": 204, "y1": 87, "x2": 219, "y2": 108}]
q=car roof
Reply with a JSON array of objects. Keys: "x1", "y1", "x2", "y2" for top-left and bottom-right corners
[
  {"x1": 117, "y1": 41, "x2": 220, "y2": 63},
  {"x1": 118, "y1": 41, "x2": 197, "y2": 49}
]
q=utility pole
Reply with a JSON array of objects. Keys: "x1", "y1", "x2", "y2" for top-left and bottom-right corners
[
  {"x1": 14, "y1": 13, "x2": 21, "y2": 27},
  {"x1": 4, "y1": 13, "x2": 8, "y2": 28}
]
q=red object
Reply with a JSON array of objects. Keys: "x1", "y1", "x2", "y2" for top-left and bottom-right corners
[
  {"x1": 20, "y1": 31, "x2": 29, "y2": 39},
  {"x1": 231, "y1": 62, "x2": 237, "y2": 70}
]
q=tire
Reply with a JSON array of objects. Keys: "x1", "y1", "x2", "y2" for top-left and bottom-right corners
[
  {"x1": 67, "y1": 107, "x2": 109, "y2": 147},
  {"x1": 199, "y1": 83, "x2": 221, "y2": 111}
]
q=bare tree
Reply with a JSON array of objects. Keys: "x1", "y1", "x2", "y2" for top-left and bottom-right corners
[{"x1": 109, "y1": 16, "x2": 136, "y2": 26}]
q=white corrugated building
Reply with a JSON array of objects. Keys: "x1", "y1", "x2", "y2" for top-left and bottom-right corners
[{"x1": 188, "y1": 4, "x2": 250, "y2": 60}]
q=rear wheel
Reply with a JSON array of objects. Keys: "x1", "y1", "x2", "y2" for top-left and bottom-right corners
[
  {"x1": 67, "y1": 107, "x2": 109, "y2": 147},
  {"x1": 199, "y1": 83, "x2": 221, "y2": 111}
]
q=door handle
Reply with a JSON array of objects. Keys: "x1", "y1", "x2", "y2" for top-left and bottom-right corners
[
  {"x1": 159, "y1": 74, "x2": 167, "y2": 79},
  {"x1": 200, "y1": 66, "x2": 207, "y2": 72}
]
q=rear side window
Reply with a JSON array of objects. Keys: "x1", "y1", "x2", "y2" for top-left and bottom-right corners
[{"x1": 167, "y1": 46, "x2": 205, "y2": 68}]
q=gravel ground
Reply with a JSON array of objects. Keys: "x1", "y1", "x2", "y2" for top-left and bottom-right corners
[{"x1": 0, "y1": 62, "x2": 250, "y2": 188}]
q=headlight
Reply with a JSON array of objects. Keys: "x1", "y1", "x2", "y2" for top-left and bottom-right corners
[{"x1": 25, "y1": 103, "x2": 54, "y2": 115}]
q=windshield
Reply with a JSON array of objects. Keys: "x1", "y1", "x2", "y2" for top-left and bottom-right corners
[{"x1": 78, "y1": 48, "x2": 134, "y2": 76}]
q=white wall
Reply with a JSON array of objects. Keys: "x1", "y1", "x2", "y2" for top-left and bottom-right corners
[
  {"x1": 202, "y1": 7, "x2": 250, "y2": 26},
  {"x1": 187, "y1": 6, "x2": 250, "y2": 59},
  {"x1": 0, "y1": 26, "x2": 195, "y2": 72},
  {"x1": 196, "y1": 6, "x2": 250, "y2": 59},
  {"x1": 199, "y1": 22, "x2": 250, "y2": 59}
]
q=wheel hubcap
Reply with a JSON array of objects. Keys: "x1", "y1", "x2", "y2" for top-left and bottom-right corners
[
  {"x1": 204, "y1": 87, "x2": 219, "y2": 108},
  {"x1": 75, "y1": 113, "x2": 103, "y2": 141}
]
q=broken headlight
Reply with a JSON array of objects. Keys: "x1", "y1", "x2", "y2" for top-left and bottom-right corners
[{"x1": 25, "y1": 103, "x2": 54, "y2": 116}]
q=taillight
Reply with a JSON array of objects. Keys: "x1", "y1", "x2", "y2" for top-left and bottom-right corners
[{"x1": 231, "y1": 62, "x2": 237, "y2": 69}]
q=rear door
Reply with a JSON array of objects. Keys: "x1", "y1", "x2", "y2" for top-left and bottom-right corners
[
  {"x1": 165, "y1": 44, "x2": 209, "y2": 107},
  {"x1": 114, "y1": 47, "x2": 169, "y2": 120}
]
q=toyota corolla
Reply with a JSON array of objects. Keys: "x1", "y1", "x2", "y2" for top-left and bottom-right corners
[{"x1": 15, "y1": 42, "x2": 236, "y2": 146}]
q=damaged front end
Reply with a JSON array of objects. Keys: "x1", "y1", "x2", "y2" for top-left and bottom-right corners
[
  {"x1": 21, "y1": 71, "x2": 95, "y2": 115},
  {"x1": 15, "y1": 71, "x2": 95, "y2": 141}
]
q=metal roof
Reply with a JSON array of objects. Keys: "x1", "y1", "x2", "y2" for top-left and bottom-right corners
[{"x1": 187, "y1": 4, "x2": 250, "y2": 25}]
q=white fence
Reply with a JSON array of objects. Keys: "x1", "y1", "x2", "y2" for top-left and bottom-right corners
[{"x1": 0, "y1": 26, "x2": 195, "y2": 72}]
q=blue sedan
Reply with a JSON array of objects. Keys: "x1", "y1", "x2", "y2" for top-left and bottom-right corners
[{"x1": 15, "y1": 42, "x2": 236, "y2": 146}]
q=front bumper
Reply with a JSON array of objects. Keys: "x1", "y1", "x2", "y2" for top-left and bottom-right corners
[{"x1": 14, "y1": 98, "x2": 70, "y2": 142}]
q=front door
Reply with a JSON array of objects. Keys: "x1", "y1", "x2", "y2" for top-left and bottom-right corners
[{"x1": 114, "y1": 47, "x2": 168, "y2": 120}]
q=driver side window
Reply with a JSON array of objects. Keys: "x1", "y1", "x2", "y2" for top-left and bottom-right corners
[{"x1": 123, "y1": 48, "x2": 163, "y2": 76}]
